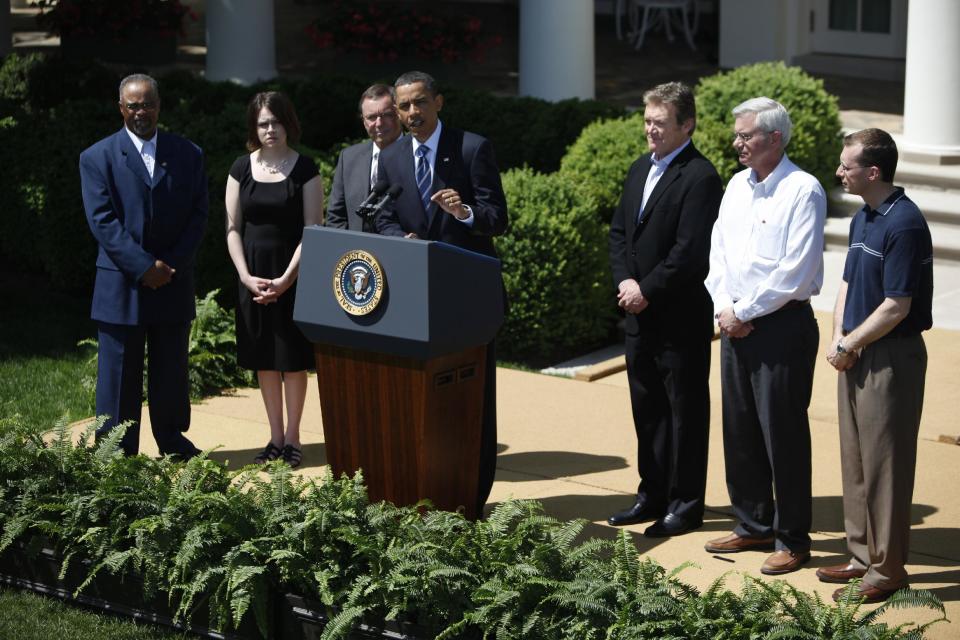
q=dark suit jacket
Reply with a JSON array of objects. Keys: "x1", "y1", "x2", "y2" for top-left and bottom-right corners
[
  {"x1": 80, "y1": 128, "x2": 208, "y2": 326},
  {"x1": 608, "y1": 142, "x2": 722, "y2": 340},
  {"x1": 326, "y1": 140, "x2": 374, "y2": 231},
  {"x1": 375, "y1": 126, "x2": 508, "y2": 258}
]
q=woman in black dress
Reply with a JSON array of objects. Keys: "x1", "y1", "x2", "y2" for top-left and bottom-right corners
[{"x1": 225, "y1": 92, "x2": 323, "y2": 468}]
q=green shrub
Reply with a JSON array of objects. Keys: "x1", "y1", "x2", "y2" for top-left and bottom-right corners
[
  {"x1": 694, "y1": 61, "x2": 842, "y2": 188},
  {"x1": 0, "y1": 416, "x2": 947, "y2": 640},
  {"x1": 558, "y1": 112, "x2": 647, "y2": 223},
  {"x1": 497, "y1": 168, "x2": 617, "y2": 363},
  {"x1": 0, "y1": 53, "x2": 617, "y2": 318},
  {"x1": 442, "y1": 88, "x2": 623, "y2": 173}
]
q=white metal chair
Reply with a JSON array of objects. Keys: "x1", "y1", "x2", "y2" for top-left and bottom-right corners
[{"x1": 628, "y1": 0, "x2": 699, "y2": 51}]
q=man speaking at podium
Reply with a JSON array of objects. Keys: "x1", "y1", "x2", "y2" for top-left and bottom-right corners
[{"x1": 375, "y1": 70, "x2": 509, "y2": 515}]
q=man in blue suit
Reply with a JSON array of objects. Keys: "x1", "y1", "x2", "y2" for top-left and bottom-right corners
[
  {"x1": 376, "y1": 71, "x2": 508, "y2": 516},
  {"x1": 80, "y1": 74, "x2": 208, "y2": 458}
]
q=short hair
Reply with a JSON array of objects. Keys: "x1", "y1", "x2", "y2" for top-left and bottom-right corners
[
  {"x1": 358, "y1": 83, "x2": 396, "y2": 114},
  {"x1": 643, "y1": 81, "x2": 697, "y2": 133},
  {"x1": 395, "y1": 71, "x2": 439, "y2": 96},
  {"x1": 118, "y1": 74, "x2": 159, "y2": 101},
  {"x1": 732, "y1": 96, "x2": 792, "y2": 149},
  {"x1": 844, "y1": 128, "x2": 898, "y2": 183},
  {"x1": 245, "y1": 91, "x2": 301, "y2": 151}
]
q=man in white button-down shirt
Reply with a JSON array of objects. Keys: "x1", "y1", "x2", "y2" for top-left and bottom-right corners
[{"x1": 704, "y1": 97, "x2": 826, "y2": 576}]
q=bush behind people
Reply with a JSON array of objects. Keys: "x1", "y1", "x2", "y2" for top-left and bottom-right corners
[
  {"x1": 0, "y1": 54, "x2": 841, "y2": 366},
  {"x1": 497, "y1": 168, "x2": 616, "y2": 363}
]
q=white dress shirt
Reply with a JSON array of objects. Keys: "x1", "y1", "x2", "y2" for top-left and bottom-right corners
[
  {"x1": 704, "y1": 154, "x2": 826, "y2": 322},
  {"x1": 370, "y1": 145, "x2": 380, "y2": 189},
  {"x1": 640, "y1": 138, "x2": 690, "y2": 217},
  {"x1": 125, "y1": 127, "x2": 157, "y2": 179},
  {"x1": 411, "y1": 120, "x2": 474, "y2": 226}
]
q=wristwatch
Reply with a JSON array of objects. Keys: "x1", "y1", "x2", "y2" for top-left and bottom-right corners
[{"x1": 835, "y1": 339, "x2": 848, "y2": 355}]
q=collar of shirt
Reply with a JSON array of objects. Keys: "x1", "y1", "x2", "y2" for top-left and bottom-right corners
[
  {"x1": 411, "y1": 120, "x2": 443, "y2": 175},
  {"x1": 864, "y1": 186, "x2": 906, "y2": 217},
  {"x1": 124, "y1": 127, "x2": 157, "y2": 155},
  {"x1": 746, "y1": 152, "x2": 792, "y2": 195},
  {"x1": 649, "y1": 138, "x2": 690, "y2": 172}
]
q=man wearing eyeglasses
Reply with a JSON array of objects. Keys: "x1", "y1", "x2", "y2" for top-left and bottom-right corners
[
  {"x1": 79, "y1": 74, "x2": 208, "y2": 459},
  {"x1": 820, "y1": 128, "x2": 932, "y2": 603},
  {"x1": 704, "y1": 97, "x2": 826, "y2": 575},
  {"x1": 326, "y1": 84, "x2": 402, "y2": 231}
]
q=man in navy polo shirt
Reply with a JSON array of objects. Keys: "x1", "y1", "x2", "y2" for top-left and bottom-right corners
[{"x1": 822, "y1": 128, "x2": 933, "y2": 603}]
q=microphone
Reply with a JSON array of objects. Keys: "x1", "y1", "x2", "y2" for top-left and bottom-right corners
[
  {"x1": 368, "y1": 184, "x2": 404, "y2": 215},
  {"x1": 354, "y1": 180, "x2": 389, "y2": 217},
  {"x1": 362, "y1": 184, "x2": 403, "y2": 220}
]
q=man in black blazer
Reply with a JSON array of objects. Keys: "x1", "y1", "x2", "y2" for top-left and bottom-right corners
[
  {"x1": 326, "y1": 84, "x2": 402, "y2": 231},
  {"x1": 607, "y1": 82, "x2": 722, "y2": 536},
  {"x1": 79, "y1": 74, "x2": 208, "y2": 458},
  {"x1": 376, "y1": 71, "x2": 508, "y2": 515}
]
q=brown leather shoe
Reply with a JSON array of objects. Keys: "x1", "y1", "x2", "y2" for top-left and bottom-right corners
[
  {"x1": 760, "y1": 550, "x2": 811, "y2": 575},
  {"x1": 704, "y1": 532, "x2": 776, "y2": 553},
  {"x1": 832, "y1": 582, "x2": 900, "y2": 604},
  {"x1": 816, "y1": 563, "x2": 867, "y2": 584}
]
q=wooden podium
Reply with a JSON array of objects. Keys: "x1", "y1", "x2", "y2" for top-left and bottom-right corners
[{"x1": 294, "y1": 227, "x2": 503, "y2": 520}]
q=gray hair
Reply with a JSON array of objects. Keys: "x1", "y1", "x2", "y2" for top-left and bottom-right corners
[
  {"x1": 118, "y1": 74, "x2": 159, "y2": 101},
  {"x1": 732, "y1": 96, "x2": 792, "y2": 148}
]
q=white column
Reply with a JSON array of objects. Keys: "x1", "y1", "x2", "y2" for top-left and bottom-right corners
[
  {"x1": 519, "y1": 0, "x2": 594, "y2": 101},
  {"x1": 206, "y1": 0, "x2": 277, "y2": 85},
  {"x1": 901, "y1": 0, "x2": 960, "y2": 164},
  {"x1": 1, "y1": 0, "x2": 11, "y2": 58}
]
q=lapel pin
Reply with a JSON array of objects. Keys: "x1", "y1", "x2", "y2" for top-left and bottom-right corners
[{"x1": 443, "y1": 157, "x2": 450, "y2": 162}]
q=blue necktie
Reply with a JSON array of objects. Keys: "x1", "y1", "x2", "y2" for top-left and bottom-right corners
[{"x1": 416, "y1": 145, "x2": 432, "y2": 213}]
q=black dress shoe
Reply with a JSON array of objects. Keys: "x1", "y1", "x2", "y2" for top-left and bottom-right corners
[
  {"x1": 644, "y1": 512, "x2": 703, "y2": 538},
  {"x1": 606, "y1": 498, "x2": 664, "y2": 527}
]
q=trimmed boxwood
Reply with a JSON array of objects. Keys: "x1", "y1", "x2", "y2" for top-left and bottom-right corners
[
  {"x1": 558, "y1": 112, "x2": 647, "y2": 224},
  {"x1": 496, "y1": 168, "x2": 617, "y2": 363}
]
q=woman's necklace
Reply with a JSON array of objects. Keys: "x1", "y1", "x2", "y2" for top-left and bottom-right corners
[{"x1": 257, "y1": 152, "x2": 291, "y2": 175}]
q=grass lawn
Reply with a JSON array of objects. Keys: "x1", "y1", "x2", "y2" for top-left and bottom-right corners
[
  {"x1": 0, "y1": 274, "x2": 186, "y2": 639},
  {"x1": 0, "y1": 273, "x2": 96, "y2": 426},
  {"x1": 0, "y1": 588, "x2": 186, "y2": 640}
]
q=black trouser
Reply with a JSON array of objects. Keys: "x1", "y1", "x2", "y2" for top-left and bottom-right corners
[
  {"x1": 625, "y1": 330, "x2": 711, "y2": 523},
  {"x1": 720, "y1": 302, "x2": 818, "y2": 553}
]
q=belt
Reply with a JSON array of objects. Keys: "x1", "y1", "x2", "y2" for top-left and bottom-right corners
[{"x1": 780, "y1": 299, "x2": 810, "y2": 310}]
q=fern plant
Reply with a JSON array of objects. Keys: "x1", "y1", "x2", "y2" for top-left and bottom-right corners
[{"x1": 0, "y1": 416, "x2": 949, "y2": 640}]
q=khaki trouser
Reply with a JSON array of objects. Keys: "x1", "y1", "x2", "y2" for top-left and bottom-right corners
[{"x1": 838, "y1": 334, "x2": 927, "y2": 590}]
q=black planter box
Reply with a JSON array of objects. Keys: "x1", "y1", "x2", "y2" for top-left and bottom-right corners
[
  {"x1": 0, "y1": 541, "x2": 268, "y2": 639},
  {"x1": 281, "y1": 594, "x2": 439, "y2": 640}
]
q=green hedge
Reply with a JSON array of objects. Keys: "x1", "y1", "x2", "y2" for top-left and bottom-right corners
[
  {"x1": 694, "y1": 61, "x2": 842, "y2": 189},
  {"x1": 559, "y1": 62, "x2": 843, "y2": 227},
  {"x1": 0, "y1": 53, "x2": 843, "y2": 365},
  {"x1": 0, "y1": 53, "x2": 619, "y2": 318},
  {"x1": 558, "y1": 112, "x2": 648, "y2": 224},
  {"x1": 497, "y1": 168, "x2": 616, "y2": 363},
  {"x1": 0, "y1": 417, "x2": 945, "y2": 640}
]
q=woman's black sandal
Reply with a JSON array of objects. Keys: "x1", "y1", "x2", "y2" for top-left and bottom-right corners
[
  {"x1": 254, "y1": 441, "x2": 283, "y2": 464},
  {"x1": 283, "y1": 444, "x2": 303, "y2": 469}
]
